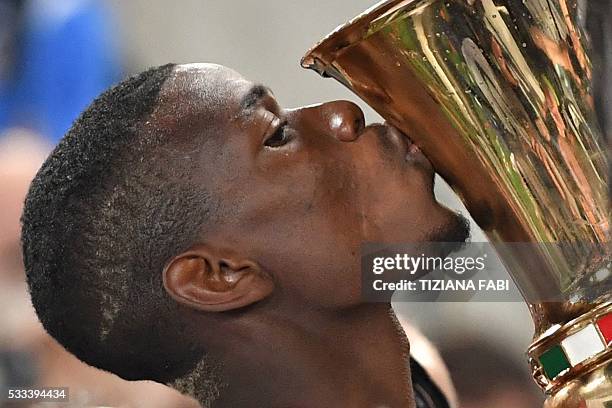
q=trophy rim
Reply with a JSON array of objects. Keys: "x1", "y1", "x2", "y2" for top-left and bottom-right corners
[{"x1": 300, "y1": 0, "x2": 422, "y2": 72}]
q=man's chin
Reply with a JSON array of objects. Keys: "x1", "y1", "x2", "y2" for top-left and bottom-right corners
[{"x1": 428, "y1": 210, "x2": 471, "y2": 254}]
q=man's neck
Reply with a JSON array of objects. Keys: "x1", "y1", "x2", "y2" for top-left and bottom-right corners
[{"x1": 205, "y1": 303, "x2": 415, "y2": 408}]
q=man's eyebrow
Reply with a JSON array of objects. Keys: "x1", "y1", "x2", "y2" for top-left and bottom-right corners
[{"x1": 240, "y1": 84, "x2": 273, "y2": 112}]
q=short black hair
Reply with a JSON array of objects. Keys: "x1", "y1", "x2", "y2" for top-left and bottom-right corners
[{"x1": 21, "y1": 64, "x2": 216, "y2": 391}]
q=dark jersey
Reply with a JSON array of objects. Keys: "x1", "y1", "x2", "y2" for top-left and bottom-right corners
[{"x1": 411, "y1": 358, "x2": 450, "y2": 408}]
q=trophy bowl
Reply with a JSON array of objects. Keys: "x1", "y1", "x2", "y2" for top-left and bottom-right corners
[{"x1": 301, "y1": 0, "x2": 611, "y2": 405}]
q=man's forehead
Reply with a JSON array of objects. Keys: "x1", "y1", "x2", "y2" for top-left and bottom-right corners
[
  {"x1": 171, "y1": 63, "x2": 250, "y2": 96},
  {"x1": 175, "y1": 62, "x2": 239, "y2": 75},
  {"x1": 150, "y1": 63, "x2": 253, "y2": 130}
]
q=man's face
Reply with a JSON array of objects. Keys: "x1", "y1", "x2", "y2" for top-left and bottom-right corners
[{"x1": 154, "y1": 63, "x2": 467, "y2": 309}]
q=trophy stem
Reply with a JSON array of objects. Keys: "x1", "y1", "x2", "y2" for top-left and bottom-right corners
[{"x1": 528, "y1": 303, "x2": 612, "y2": 399}]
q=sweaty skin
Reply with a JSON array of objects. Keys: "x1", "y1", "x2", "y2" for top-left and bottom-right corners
[{"x1": 149, "y1": 63, "x2": 466, "y2": 407}]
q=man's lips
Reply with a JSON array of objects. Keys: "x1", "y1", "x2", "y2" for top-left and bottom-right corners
[
  {"x1": 359, "y1": 121, "x2": 430, "y2": 168},
  {"x1": 383, "y1": 123, "x2": 435, "y2": 174},
  {"x1": 383, "y1": 122, "x2": 422, "y2": 159}
]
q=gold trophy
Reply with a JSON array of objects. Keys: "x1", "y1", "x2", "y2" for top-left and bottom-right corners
[{"x1": 301, "y1": 0, "x2": 611, "y2": 406}]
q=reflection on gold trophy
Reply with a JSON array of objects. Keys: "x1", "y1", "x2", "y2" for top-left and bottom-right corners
[{"x1": 302, "y1": 0, "x2": 611, "y2": 406}]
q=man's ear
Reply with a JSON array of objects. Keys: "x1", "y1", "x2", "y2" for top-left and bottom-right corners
[{"x1": 162, "y1": 244, "x2": 274, "y2": 312}]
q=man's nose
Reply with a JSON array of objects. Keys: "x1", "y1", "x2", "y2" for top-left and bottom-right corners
[{"x1": 317, "y1": 100, "x2": 365, "y2": 142}]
